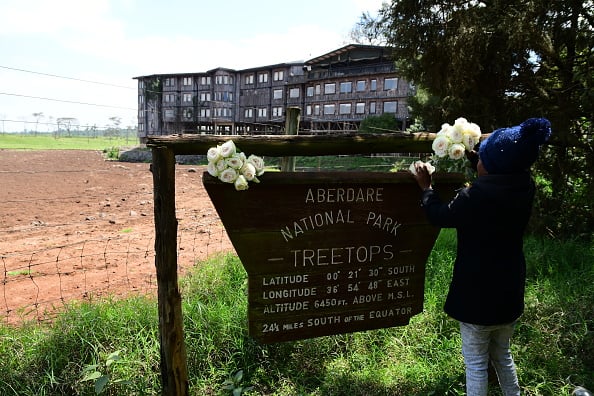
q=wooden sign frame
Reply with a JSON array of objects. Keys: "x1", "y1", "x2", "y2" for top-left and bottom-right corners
[{"x1": 204, "y1": 171, "x2": 463, "y2": 343}]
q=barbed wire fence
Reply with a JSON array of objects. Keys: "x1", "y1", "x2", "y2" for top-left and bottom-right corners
[
  {"x1": 0, "y1": 149, "x2": 412, "y2": 326},
  {"x1": 0, "y1": 158, "x2": 234, "y2": 325},
  {"x1": 1, "y1": 219, "x2": 232, "y2": 325}
]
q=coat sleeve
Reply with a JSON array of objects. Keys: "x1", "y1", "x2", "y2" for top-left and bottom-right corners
[{"x1": 420, "y1": 187, "x2": 474, "y2": 228}]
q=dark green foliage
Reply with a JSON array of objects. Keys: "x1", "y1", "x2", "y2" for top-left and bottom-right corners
[
  {"x1": 368, "y1": 0, "x2": 593, "y2": 240},
  {"x1": 359, "y1": 113, "x2": 400, "y2": 133}
]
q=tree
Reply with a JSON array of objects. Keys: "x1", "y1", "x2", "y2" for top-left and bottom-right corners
[
  {"x1": 349, "y1": 11, "x2": 388, "y2": 45},
  {"x1": 107, "y1": 116, "x2": 122, "y2": 139},
  {"x1": 32, "y1": 112, "x2": 44, "y2": 135},
  {"x1": 369, "y1": 0, "x2": 593, "y2": 238},
  {"x1": 56, "y1": 117, "x2": 78, "y2": 138}
]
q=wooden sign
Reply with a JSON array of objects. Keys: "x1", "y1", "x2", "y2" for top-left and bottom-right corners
[{"x1": 203, "y1": 171, "x2": 463, "y2": 343}]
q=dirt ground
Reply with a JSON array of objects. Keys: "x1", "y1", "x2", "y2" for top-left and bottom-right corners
[{"x1": 0, "y1": 149, "x2": 233, "y2": 323}]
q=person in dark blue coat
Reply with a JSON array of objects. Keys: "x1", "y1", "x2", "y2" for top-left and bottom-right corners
[{"x1": 413, "y1": 118, "x2": 552, "y2": 396}]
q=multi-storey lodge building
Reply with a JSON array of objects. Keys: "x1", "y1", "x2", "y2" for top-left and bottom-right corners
[{"x1": 134, "y1": 44, "x2": 412, "y2": 143}]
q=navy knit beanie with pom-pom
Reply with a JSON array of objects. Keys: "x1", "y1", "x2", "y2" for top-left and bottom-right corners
[{"x1": 479, "y1": 118, "x2": 552, "y2": 174}]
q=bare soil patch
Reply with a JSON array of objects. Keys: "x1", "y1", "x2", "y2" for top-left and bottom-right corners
[{"x1": 0, "y1": 149, "x2": 232, "y2": 323}]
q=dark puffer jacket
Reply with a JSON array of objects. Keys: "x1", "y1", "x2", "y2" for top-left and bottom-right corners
[{"x1": 421, "y1": 172, "x2": 535, "y2": 325}]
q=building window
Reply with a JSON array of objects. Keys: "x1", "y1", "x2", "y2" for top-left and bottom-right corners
[
  {"x1": 200, "y1": 108, "x2": 211, "y2": 117},
  {"x1": 356, "y1": 80, "x2": 366, "y2": 91},
  {"x1": 315, "y1": 84, "x2": 321, "y2": 95},
  {"x1": 164, "y1": 109, "x2": 174, "y2": 118},
  {"x1": 355, "y1": 102, "x2": 365, "y2": 114},
  {"x1": 314, "y1": 104, "x2": 320, "y2": 115},
  {"x1": 258, "y1": 73, "x2": 269, "y2": 83},
  {"x1": 216, "y1": 75, "x2": 232, "y2": 84},
  {"x1": 273, "y1": 71, "x2": 284, "y2": 81},
  {"x1": 244, "y1": 108, "x2": 253, "y2": 118},
  {"x1": 183, "y1": 108, "x2": 193, "y2": 119},
  {"x1": 289, "y1": 88, "x2": 300, "y2": 98},
  {"x1": 164, "y1": 78, "x2": 175, "y2": 87},
  {"x1": 258, "y1": 107, "x2": 267, "y2": 117},
  {"x1": 383, "y1": 101, "x2": 398, "y2": 113},
  {"x1": 164, "y1": 94, "x2": 175, "y2": 103},
  {"x1": 183, "y1": 93, "x2": 193, "y2": 102},
  {"x1": 183, "y1": 77, "x2": 192, "y2": 86},
  {"x1": 200, "y1": 92, "x2": 211, "y2": 102},
  {"x1": 370, "y1": 79, "x2": 377, "y2": 91},
  {"x1": 306, "y1": 86, "x2": 314, "y2": 97},
  {"x1": 370, "y1": 102, "x2": 376, "y2": 114},
  {"x1": 340, "y1": 82, "x2": 352, "y2": 93},
  {"x1": 200, "y1": 76, "x2": 211, "y2": 85},
  {"x1": 339, "y1": 103, "x2": 351, "y2": 114},
  {"x1": 306, "y1": 105, "x2": 312, "y2": 115},
  {"x1": 215, "y1": 107, "x2": 231, "y2": 117},
  {"x1": 273, "y1": 89, "x2": 283, "y2": 100},
  {"x1": 245, "y1": 74, "x2": 254, "y2": 84},
  {"x1": 384, "y1": 78, "x2": 398, "y2": 90},
  {"x1": 215, "y1": 92, "x2": 232, "y2": 102},
  {"x1": 324, "y1": 83, "x2": 336, "y2": 94},
  {"x1": 272, "y1": 106, "x2": 283, "y2": 117},
  {"x1": 324, "y1": 104, "x2": 335, "y2": 115}
]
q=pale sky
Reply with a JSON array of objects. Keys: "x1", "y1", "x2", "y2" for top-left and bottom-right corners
[{"x1": 0, "y1": 0, "x2": 385, "y2": 132}]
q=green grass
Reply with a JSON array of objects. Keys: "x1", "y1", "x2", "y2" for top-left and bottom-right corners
[
  {"x1": 0, "y1": 232, "x2": 592, "y2": 395},
  {"x1": 0, "y1": 134, "x2": 133, "y2": 151},
  {"x1": 264, "y1": 155, "x2": 420, "y2": 172}
]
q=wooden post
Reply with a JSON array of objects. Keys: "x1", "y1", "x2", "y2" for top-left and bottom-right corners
[
  {"x1": 280, "y1": 107, "x2": 300, "y2": 172},
  {"x1": 152, "y1": 147, "x2": 189, "y2": 396}
]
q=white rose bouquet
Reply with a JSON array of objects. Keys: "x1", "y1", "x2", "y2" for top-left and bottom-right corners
[
  {"x1": 410, "y1": 117, "x2": 482, "y2": 175},
  {"x1": 206, "y1": 140, "x2": 265, "y2": 191}
]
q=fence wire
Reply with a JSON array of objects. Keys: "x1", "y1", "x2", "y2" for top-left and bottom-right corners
[
  {"x1": 0, "y1": 151, "x2": 410, "y2": 326},
  {"x1": 1, "y1": 209, "x2": 231, "y2": 325}
]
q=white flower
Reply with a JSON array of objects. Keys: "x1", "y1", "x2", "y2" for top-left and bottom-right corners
[
  {"x1": 234, "y1": 175, "x2": 249, "y2": 191},
  {"x1": 206, "y1": 140, "x2": 266, "y2": 191},
  {"x1": 429, "y1": 117, "x2": 482, "y2": 173},
  {"x1": 462, "y1": 133, "x2": 478, "y2": 151},
  {"x1": 438, "y1": 123, "x2": 452, "y2": 135},
  {"x1": 453, "y1": 117, "x2": 468, "y2": 127},
  {"x1": 225, "y1": 154, "x2": 244, "y2": 169},
  {"x1": 218, "y1": 167, "x2": 238, "y2": 184},
  {"x1": 466, "y1": 122, "x2": 482, "y2": 138},
  {"x1": 207, "y1": 161, "x2": 219, "y2": 177},
  {"x1": 240, "y1": 162, "x2": 257, "y2": 181},
  {"x1": 220, "y1": 140, "x2": 236, "y2": 158},
  {"x1": 448, "y1": 143, "x2": 466, "y2": 160},
  {"x1": 247, "y1": 154, "x2": 265, "y2": 176},
  {"x1": 215, "y1": 158, "x2": 227, "y2": 173},
  {"x1": 448, "y1": 123, "x2": 464, "y2": 144},
  {"x1": 207, "y1": 146, "x2": 222, "y2": 163},
  {"x1": 432, "y1": 135, "x2": 451, "y2": 158}
]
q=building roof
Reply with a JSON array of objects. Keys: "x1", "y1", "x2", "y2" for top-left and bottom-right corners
[
  {"x1": 133, "y1": 44, "x2": 392, "y2": 80},
  {"x1": 305, "y1": 44, "x2": 393, "y2": 67}
]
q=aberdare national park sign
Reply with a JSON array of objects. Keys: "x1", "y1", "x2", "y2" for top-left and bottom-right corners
[{"x1": 203, "y1": 171, "x2": 463, "y2": 343}]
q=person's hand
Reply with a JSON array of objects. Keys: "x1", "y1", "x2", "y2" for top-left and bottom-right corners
[
  {"x1": 466, "y1": 150, "x2": 479, "y2": 171},
  {"x1": 413, "y1": 162, "x2": 433, "y2": 191}
]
